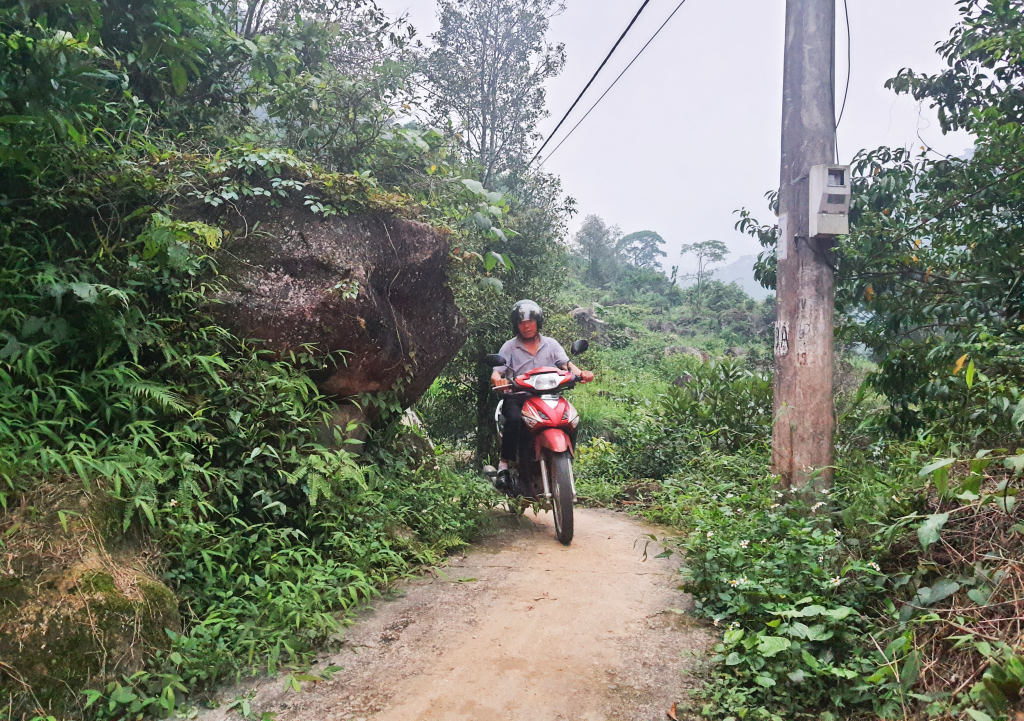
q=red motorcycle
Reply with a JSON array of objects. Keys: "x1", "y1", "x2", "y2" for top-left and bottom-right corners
[{"x1": 483, "y1": 339, "x2": 589, "y2": 545}]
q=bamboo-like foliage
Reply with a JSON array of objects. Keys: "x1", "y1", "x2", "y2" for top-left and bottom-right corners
[{"x1": 0, "y1": 1, "x2": 506, "y2": 716}]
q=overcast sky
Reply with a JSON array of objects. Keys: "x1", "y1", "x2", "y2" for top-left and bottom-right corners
[{"x1": 375, "y1": 0, "x2": 974, "y2": 273}]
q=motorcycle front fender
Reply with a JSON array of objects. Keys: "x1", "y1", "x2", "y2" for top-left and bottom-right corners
[{"x1": 535, "y1": 428, "x2": 572, "y2": 456}]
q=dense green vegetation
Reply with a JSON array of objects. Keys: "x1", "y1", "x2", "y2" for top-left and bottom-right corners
[
  {"x1": 568, "y1": 3, "x2": 1024, "y2": 721},
  {"x1": 568, "y1": 276, "x2": 1022, "y2": 721},
  {"x1": 0, "y1": 0, "x2": 573, "y2": 716},
  {"x1": 2, "y1": 0, "x2": 1022, "y2": 719}
]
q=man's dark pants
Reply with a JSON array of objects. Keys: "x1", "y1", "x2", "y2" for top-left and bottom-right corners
[{"x1": 500, "y1": 397, "x2": 526, "y2": 462}]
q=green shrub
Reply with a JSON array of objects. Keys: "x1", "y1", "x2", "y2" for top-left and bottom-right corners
[
  {"x1": 0, "y1": 14, "x2": 501, "y2": 714},
  {"x1": 72, "y1": 459, "x2": 498, "y2": 718},
  {"x1": 661, "y1": 359, "x2": 772, "y2": 452},
  {"x1": 601, "y1": 359, "x2": 772, "y2": 479},
  {"x1": 678, "y1": 481, "x2": 890, "y2": 721},
  {"x1": 574, "y1": 437, "x2": 627, "y2": 505}
]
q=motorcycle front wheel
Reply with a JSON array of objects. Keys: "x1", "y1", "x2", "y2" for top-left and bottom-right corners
[{"x1": 548, "y1": 450, "x2": 574, "y2": 545}]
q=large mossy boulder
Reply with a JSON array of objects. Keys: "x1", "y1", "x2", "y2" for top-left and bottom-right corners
[
  {"x1": 0, "y1": 482, "x2": 179, "y2": 718},
  {"x1": 570, "y1": 306, "x2": 609, "y2": 340},
  {"x1": 211, "y1": 206, "x2": 467, "y2": 407}
]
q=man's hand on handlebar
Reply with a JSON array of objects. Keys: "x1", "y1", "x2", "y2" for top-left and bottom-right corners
[{"x1": 566, "y1": 361, "x2": 594, "y2": 384}]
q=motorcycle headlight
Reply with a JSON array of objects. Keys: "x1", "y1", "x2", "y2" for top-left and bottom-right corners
[{"x1": 532, "y1": 374, "x2": 560, "y2": 391}]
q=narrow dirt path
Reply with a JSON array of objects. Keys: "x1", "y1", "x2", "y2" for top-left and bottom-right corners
[{"x1": 200, "y1": 508, "x2": 713, "y2": 721}]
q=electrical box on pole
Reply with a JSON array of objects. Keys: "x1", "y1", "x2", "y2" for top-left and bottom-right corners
[{"x1": 809, "y1": 164, "x2": 851, "y2": 237}]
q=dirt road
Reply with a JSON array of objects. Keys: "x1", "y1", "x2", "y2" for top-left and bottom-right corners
[{"x1": 200, "y1": 508, "x2": 712, "y2": 721}]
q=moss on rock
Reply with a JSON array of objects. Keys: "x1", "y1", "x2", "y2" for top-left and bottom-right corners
[{"x1": 0, "y1": 482, "x2": 179, "y2": 719}]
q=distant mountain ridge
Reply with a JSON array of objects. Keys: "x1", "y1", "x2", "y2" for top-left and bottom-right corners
[
  {"x1": 711, "y1": 255, "x2": 772, "y2": 300},
  {"x1": 676, "y1": 254, "x2": 772, "y2": 300}
]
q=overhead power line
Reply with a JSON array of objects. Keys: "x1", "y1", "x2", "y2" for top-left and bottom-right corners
[
  {"x1": 528, "y1": 0, "x2": 654, "y2": 166},
  {"x1": 835, "y1": 0, "x2": 852, "y2": 161},
  {"x1": 539, "y1": 0, "x2": 691, "y2": 166},
  {"x1": 836, "y1": 0, "x2": 852, "y2": 128}
]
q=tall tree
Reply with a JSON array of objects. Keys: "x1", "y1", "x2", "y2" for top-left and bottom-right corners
[
  {"x1": 885, "y1": 0, "x2": 1024, "y2": 133},
  {"x1": 618, "y1": 230, "x2": 667, "y2": 269},
  {"x1": 679, "y1": 240, "x2": 728, "y2": 311},
  {"x1": 834, "y1": 0, "x2": 1024, "y2": 440},
  {"x1": 410, "y1": 0, "x2": 574, "y2": 461},
  {"x1": 422, "y1": 0, "x2": 566, "y2": 187},
  {"x1": 573, "y1": 214, "x2": 621, "y2": 285}
]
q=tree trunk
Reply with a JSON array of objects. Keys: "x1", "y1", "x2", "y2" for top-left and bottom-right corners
[{"x1": 475, "y1": 370, "x2": 498, "y2": 463}]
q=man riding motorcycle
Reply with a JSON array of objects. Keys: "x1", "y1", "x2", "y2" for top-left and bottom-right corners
[{"x1": 491, "y1": 300, "x2": 594, "y2": 489}]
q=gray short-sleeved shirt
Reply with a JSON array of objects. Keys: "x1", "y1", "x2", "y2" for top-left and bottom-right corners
[{"x1": 495, "y1": 335, "x2": 570, "y2": 379}]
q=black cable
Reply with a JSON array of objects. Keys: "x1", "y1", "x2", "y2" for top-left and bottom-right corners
[
  {"x1": 830, "y1": 4, "x2": 837, "y2": 162},
  {"x1": 835, "y1": 0, "x2": 851, "y2": 161},
  {"x1": 539, "y1": 0, "x2": 690, "y2": 166},
  {"x1": 528, "y1": 0, "x2": 654, "y2": 166}
]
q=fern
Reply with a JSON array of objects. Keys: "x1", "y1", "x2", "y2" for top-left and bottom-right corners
[
  {"x1": 0, "y1": 8, "x2": 504, "y2": 714},
  {"x1": 120, "y1": 378, "x2": 190, "y2": 416}
]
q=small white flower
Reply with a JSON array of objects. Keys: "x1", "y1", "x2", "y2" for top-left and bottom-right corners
[
  {"x1": 833, "y1": 529, "x2": 842, "y2": 538},
  {"x1": 729, "y1": 622, "x2": 740, "y2": 630},
  {"x1": 868, "y1": 562, "x2": 881, "y2": 572},
  {"x1": 707, "y1": 531, "x2": 714, "y2": 539},
  {"x1": 770, "y1": 503, "x2": 780, "y2": 509},
  {"x1": 811, "y1": 502, "x2": 825, "y2": 511},
  {"x1": 777, "y1": 491, "x2": 784, "y2": 498},
  {"x1": 726, "y1": 493, "x2": 735, "y2": 499},
  {"x1": 761, "y1": 538, "x2": 769, "y2": 544},
  {"x1": 818, "y1": 555, "x2": 824, "y2": 563},
  {"x1": 169, "y1": 499, "x2": 178, "y2": 507},
  {"x1": 739, "y1": 540, "x2": 750, "y2": 549},
  {"x1": 892, "y1": 495, "x2": 899, "y2": 502},
  {"x1": 713, "y1": 618, "x2": 720, "y2": 626},
  {"x1": 831, "y1": 576, "x2": 842, "y2": 587}
]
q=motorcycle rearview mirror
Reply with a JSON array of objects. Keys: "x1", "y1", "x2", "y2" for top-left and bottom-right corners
[
  {"x1": 570, "y1": 339, "x2": 589, "y2": 355},
  {"x1": 483, "y1": 353, "x2": 507, "y2": 367}
]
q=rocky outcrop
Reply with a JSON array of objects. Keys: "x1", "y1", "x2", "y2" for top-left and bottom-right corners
[
  {"x1": 622, "y1": 480, "x2": 661, "y2": 500},
  {"x1": 719, "y1": 308, "x2": 749, "y2": 324},
  {"x1": 570, "y1": 307, "x2": 609, "y2": 340},
  {"x1": 212, "y1": 210, "x2": 466, "y2": 407},
  {"x1": 394, "y1": 409, "x2": 436, "y2": 468},
  {"x1": 0, "y1": 482, "x2": 179, "y2": 716},
  {"x1": 644, "y1": 318, "x2": 680, "y2": 334},
  {"x1": 317, "y1": 403, "x2": 370, "y2": 448},
  {"x1": 664, "y1": 346, "x2": 709, "y2": 362},
  {"x1": 672, "y1": 373, "x2": 694, "y2": 388}
]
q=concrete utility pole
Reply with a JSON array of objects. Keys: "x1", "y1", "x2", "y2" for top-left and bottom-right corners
[{"x1": 773, "y1": 0, "x2": 837, "y2": 490}]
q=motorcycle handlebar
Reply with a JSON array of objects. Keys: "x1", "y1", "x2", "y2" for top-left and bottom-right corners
[{"x1": 492, "y1": 375, "x2": 582, "y2": 397}]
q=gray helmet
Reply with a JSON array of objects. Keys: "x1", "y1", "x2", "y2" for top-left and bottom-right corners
[{"x1": 510, "y1": 299, "x2": 544, "y2": 335}]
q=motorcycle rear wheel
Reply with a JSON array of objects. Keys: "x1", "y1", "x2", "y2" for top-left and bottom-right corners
[{"x1": 548, "y1": 451, "x2": 574, "y2": 545}]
